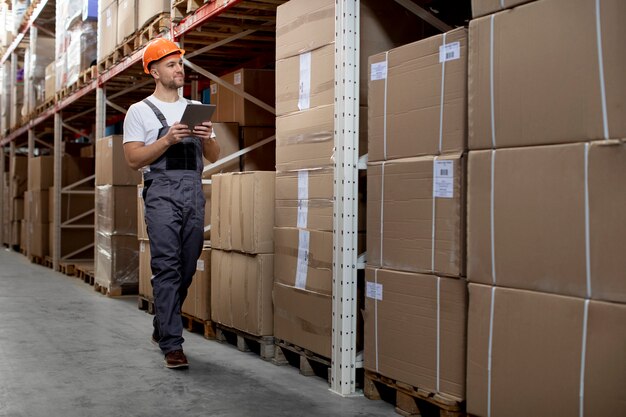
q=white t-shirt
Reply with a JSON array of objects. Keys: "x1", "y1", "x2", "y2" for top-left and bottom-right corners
[{"x1": 123, "y1": 95, "x2": 200, "y2": 146}]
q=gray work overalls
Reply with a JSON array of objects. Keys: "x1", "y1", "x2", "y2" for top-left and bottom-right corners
[{"x1": 142, "y1": 98, "x2": 205, "y2": 354}]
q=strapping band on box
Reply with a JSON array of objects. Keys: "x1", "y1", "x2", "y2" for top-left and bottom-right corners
[
  {"x1": 278, "y1": 130, "x2": 334, "y2": 146},
  {"x1": 295, "y1": 229, "x2": 310, "y2": 289},
  {"x1": 438, "y1": 33, "x2": 447, "y2": 154},
  {"x1": 431, "y1": 156, "x2": 439, "y2": 271},
  {"x1": 594, "y1": 0, "x2": 609, "y2": 140},
  {"x1": 489, "y1": 15, "x2": 497, "y2": 148},
  {"x1": 383, "y1": 51, "x2": 389, "y2": 160},
  {"x1": 579, "y1": 299, "x2": 590, "y2": 417},
  {"x1": 490, "y1": 150, "x2": 497, "y2": 285},
  {"x1": 374, "y1": 269, "x2": 380, "y2": 372},
  {"x1": 436, "y1": 276, "x2": 441, "y2": 392},
  {"x1": 379, "y1": 162, "x2": 386, "y2": 265},
  {"x1": 486, "y1": 286, "x2": 496, "y2": 417},
  {"x1": 275, "y1": 7, "x2": 334, "y2": 41},
  {"x1": 584, "y1": 144, "x2": 592, "y2": 298}
]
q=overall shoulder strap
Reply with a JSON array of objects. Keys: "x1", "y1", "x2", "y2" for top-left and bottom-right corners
[{"x1": 142, "y1": 98, "x2": 168, "y2": 128}]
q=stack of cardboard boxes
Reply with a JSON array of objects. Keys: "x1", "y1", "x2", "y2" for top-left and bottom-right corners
[
  {"x1": 25, "y1": 155, "x2": 94, "y2": 259},
  {"x1": 8, "y1": 156, "x2": 27, "y2": 249},
  {"x1": 466, "y1": 0, "x2": 626, "y2": 415},
  {"x1": 95, "y1": 135, "x2": 141, "y2": 293},
  {"x1": 273, "y1": 0, "x2": 428, "y2": 359},
  {"x1": 210, "y1": 172, "x2": 275, "y2": 336},
  {"x1": 364, "y1": 28, "x2": 469, "y2": 402}
]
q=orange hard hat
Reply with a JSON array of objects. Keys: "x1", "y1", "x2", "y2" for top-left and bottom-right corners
[{"x1": 142, "y1": 38, "x2": 185, "y2": 74}]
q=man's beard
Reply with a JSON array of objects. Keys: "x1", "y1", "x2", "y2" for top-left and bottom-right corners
[{"x1": 164, "y1": 77, "x2": 185, "y2": 90}]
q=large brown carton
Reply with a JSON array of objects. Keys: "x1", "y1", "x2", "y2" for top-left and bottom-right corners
[
  {"x1": 241, "y1": 127, "x2": 276, "y2": 171},
  {"x1": 275, "y1": 0, "x2": 334, "y2": 60},
  {"x1": 96, "y1": 135, "x2": 141, "y2": 186},
  {"x1": 274, "y1": 227, "x2": 332, "y2": 295},
  {"x1": 10, "y1": 155, "x2": 27, "y2": 197},
  {"x1": 182, "y1": 247, "x2": 211, "y2": 321},
  {"x1": 467, "y1": 141, "x2": 626, "y2": 303},
  {"x1": 137, "y1": 0, "x2": 168, "y2": 30},
  {"x1": 369, "y1": 28, "x2": 467, "y2": 162},
  {"x1": 45, "y1": 61, "x2": 55, "y2": 102},
  {"x1": 28, "y1": 222, "x2": 49, "y2": 257},
  {"x1": 364, "y1": 268, "x2": 467, "y2": 400},
  {"x1": 116, "y1": 0, "x2": 136, "y2": 45},
  {"x1": 28, "y1": 156, "x2": 95, "y2": 191},
  {"x1": 471, "y1": 0, "x2": 536, "y2": 18},
  {"x1": 211, "y1": 250, "x2": 274, "y2": 336},
  {"x1": 20, "y1": 219, "x2": 27, "y2": 250},
  {"x1": 469, "y1": 0, "x2": 626, "y2": 150},
  {"x1": 273, "y1": 282, "x2": 331, "y2": 358},
  {"x1": 28, "y1": 190, "x2": 49, "y2": 224},
  {"x1": 367, "y1": 154, "x2": 465, "y2": 278},
  {"x1": 138, "y1": 240, "x2": 152, "y2": 299},
  {"x1": 95, "y1": 185, "x2": 137, "y2": 235},
  {"x1": 275, "y1": 44, "x2": 334, "y2": 117},
  {"x1": 95, "y1": 232, "x2": 139, "y2": 289},
  {"x1": 10, "y1": 221, "x2": 20, "y2": 247},
  {"x1": 136, "y1": 185, "x2": 147, "y2": 240},
  {"x1": 98, "y1": 0, "x2": 117, "y2": 59},
  {"x1": 11, "y1": 197, "x2": 24, "y2": 221},
  {"x1": 211, "y1": 172, "x2": 275, "y2": 254},
  {"x1": 48, "y1": 186, "x2": 95, "y2": 224},
  {"x1": 212, "y1": 69, "x2": 275, "y2": 127},
  {"x1": 467, "y1": 284, "x2": 626, "y2": 417}
]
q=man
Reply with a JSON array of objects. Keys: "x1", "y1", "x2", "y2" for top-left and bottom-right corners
[{"x1": 123, "y1": 38, "x2": 220, "y2": 369}]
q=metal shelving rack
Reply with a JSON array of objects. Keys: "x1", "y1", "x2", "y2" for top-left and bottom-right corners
[{"x1": 0, "y1": 0, "x2": 455, "y2": 398}]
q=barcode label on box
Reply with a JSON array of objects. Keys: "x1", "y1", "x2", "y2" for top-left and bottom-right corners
[
  {"x1": 439, "y1": 42, "x2": 460, "y2": 63},
  {"x1": 108, "y1": 138, "x2": 113, "y2": 147},
  {"x1": 370, "y1": 61, "x2": 387, "y2": 81},
  {"x1": 366, "y1": 282, "x2": 383, "y2": 301},
  {"x1": 210, "y1": 84, "x2": 217, "y2": 94},
  {"x1": 197, "y1": 260, "x2": 205, "y2": 271},
  {"x1": 234, "y1": 72, "x2": 242, "y2": 85},
  {"x1": 433, "y1": 160, "x2": 454, "y2": 198}
]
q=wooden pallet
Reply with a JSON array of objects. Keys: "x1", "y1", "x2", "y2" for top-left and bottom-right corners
[
  {"x1": 57, "y1": 261, "x2": 79, "y2": 276},
  {"x1": 272, "y1": 339, "x2": 331, "y2": 381},
  {"x1": 172, "y1": 0, "x2": 204, "y2": 22},
  {"x1": 136, "y1": 13, "x2": 171, "y2": 49},
  {"x1": 28, "y1": 97, "x2": 56, "y2": 120},
  {"x1": 44, "y1": 256, "x2": 53, "y2": 269},
  {"x1": 364, "y1": 370, "x2": 465, "y2": 417},
  {"x1": 137, "y1": 295, "x2": 155, "y2": 315},
  {"x1": 55, "y1": 67, "x2": 97, "y2": 101},
  {"x1": 75, "y1": 263, "x2": 95, "y2": 286},
  {"x1": 181, "y1": 313, "x2": 215, "y2": 339},
  {"x1": 28, "y1": 255, "x2": 46, "y2": 266},
  {"x1": 94, "y1": 281, "x2": 138, "y2": 297},
  {"x1": 214, "y1": 323, "x2": 274, "y2": 361}
]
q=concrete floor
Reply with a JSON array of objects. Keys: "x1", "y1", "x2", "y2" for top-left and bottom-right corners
[{"x1": 0, "y1": 248, "x2": 394, "y2": 417}]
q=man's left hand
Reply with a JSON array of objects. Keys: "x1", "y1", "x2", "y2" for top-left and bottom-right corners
[{"x1": 192, "y1": 121, "x2": 214, "y2": 140}]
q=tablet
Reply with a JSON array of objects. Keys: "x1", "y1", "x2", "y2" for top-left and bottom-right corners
[{"x1": 180, "y1": 104, "x2": 216, "y2": 129}]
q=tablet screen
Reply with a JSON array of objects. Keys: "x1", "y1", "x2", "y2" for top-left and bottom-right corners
[{"x1": 180, "y1": 104, "x2": 216, "y2": 129}]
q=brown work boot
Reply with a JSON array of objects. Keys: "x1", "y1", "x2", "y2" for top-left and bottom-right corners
[{"x1": 164, "y1": 350, "x2": 189, "y2": 369}]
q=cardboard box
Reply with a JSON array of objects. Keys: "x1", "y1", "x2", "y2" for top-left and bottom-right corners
[
  {"x1": 95, "y1": 232, "x2": 139, "y2": 288},
  {"x1": 10, "y1": 156, "x2": 28, "y2": 197},
  {"x1": 276, "y1": 0, "x2": 430, "y2": 105},
  {"x1": 11, "y1": 197, "x2": 24, "y2": 221},
  {"x1": 468, "y1": 141, "x2": 626, "y2": 303},
  {"x1": 116, "y1": 0, "x2": 136, "y2": 45},
  {"x1": 368, "y1": 28, "x2": 467, "y2": 162},
  {"x1": 182, "y1": 247, "x2": 211, "y2": 321},
  {"x1": 202, "y1": 183, "x2": 211, "y2": 240},
  {"x1": 469, "y1": 0, "x2": 626, "y2": 149},
  {"x1": 467, "y1": 284, "x2": 626, "y2": 417},
  {"x1": 202, "y1": 122, "x2": 240, "y2": 177},
  {"x1": 50, "y1": 224, "x2": 95, "y2": 260},
  {"x1": 471, "y1": 0, "x2": 536, "y2": 18},
  {"x1": 276, "y1": 44, "x2": 334, "y2": 117},
  {"x1": 10, "y1": 221, "x2": 20, "y2": 247},
  {"x1": 367, "y1": 154, "x2": 465, "y2": 278},
  {"x1": 48, "y1": 186, "x2": 95, "y2": 224},
  {"x1": 364, "y1": 268, "x2": 467, "y2": 400},
  {"x1": 274, "y1": 227, "x2": 333, "y2": 295},
  {"x1": 80, "y1": 145, "x2": 95, "y2": 158},
  {"x1": 45, "y1": 61, "x2": 56, "y2": 102},
  {"x1": 96, "y1": 185, "x2": 138, "y2": 235},
  {"x1": 211, "y1": 172, "x2": 275, "y2": 254},
  {"x1": 98, "y1": 0, "x2": 117, "y2": 59},
  {"x1": 211, "y1": 250, "x2": 274, "y2": 336},
  {"x1": 211, "y1": 69, "x2": 275, "y2": 126},
  {"x1": 137, "y1": 185, "x2": 147, "y2": 240},
  {"x1": 138, "y1": 239, "x2": 152, "y2": 299},
  {"x1": 28, "y1": 156, "x2": 95, "y2": 191},
  {"x1": 96, "y1": 135, "x2": 142, "y2": 186},
  {"x1": 20, "y1": 219, "x2": 27, "y2": 250},
  {"x1": 273, "y1": 282, "x2": 331, "y2": 358},
  {"x1": 29, "y1": 222, "x2": 49, "y2": 258},
  {"x1": 241, "y1": 127, "x2": 276, "y2": 171},
  {"x1": 137, "y1": 0, "x2": 168, "y2": 30},
  {"x1": 28, "y1": 190, "x2": 49, "y2": 224}
]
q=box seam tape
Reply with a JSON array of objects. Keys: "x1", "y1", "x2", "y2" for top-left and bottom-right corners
[
  {"x1": 489, "y1": 15, "x2": 496, "y2": 149},
  {"x1": 487, "y1": 286, "x2": 496, "y2": 417},
  {"x1": 436, "y1": 276, "x2": 441, "y2": 392},
  {"x1": 431, "y1": 156, "x2": 438, "y2": 272},
  {"x1": 579, "y1": 299, "x2": 590, "y2": 417},
  {"x1": 490, "y1": 150, "x2": 497, "y2": 285},
  {"x1": 375, "y1": 268, "x2": 379, "y2": 372},
  {"x1": 584, "y1": 144, "x2": 591, "y2": 298},
  {"x1": 594, "y1": 0, "x2": 609, "y2": 140},
  {"x1": 384, "y1": 51, "x2": 389, "y2": 160},
  {"x1": 438, "y1": 32, "x2": 447, "y2": 154},
  {"x1": 380, "y1": 162, "x2": 386, "y2": 266}
]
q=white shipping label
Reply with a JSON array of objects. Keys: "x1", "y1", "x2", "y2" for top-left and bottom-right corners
[
  {"x1": 298, "y1": 52, "x2": 312, "y2": 111},
  {"x1": 197, "y1": 260, "x2": 205, "y2": 272},
  {"x1": 295, "y1": 230, "x2": 310, "y2": 289},
  {"x1": 138, "y1": 187, "x2": 143, "y2": 198},
  {"x1": 297, "y1": 171, "x2": 309, "y2": 228},
  {"x1": 108, "y1": 138, "x2": 113, "y2": 148},
  {"x1": 439, "y1": 42, "x2": 461, "y2": 63},
  {"x1": 366, "y1": 282, "x2": 383, "y2": 301},
  {"x1": 370, "y1": 61, "x2": 387, "y2": 81},
  {"x1": 433, "y1": 160, "x2": 454, "y2": 198},
  {"x1": 210, "y1": 84, "x2": 217, "y2": 94},
  {"x1": 140, "y1": 241, "x2": 145, "y2": 252},
  {"x1": 234, "y1": 72, "x2": 242, "y2": 85}
]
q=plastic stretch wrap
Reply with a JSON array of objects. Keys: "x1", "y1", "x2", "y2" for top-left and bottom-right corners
[{"x1": 95, "y1": 231, "x2": 139, "y2": 289}]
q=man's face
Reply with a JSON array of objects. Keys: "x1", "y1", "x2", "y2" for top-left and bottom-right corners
[{"x1": 151, "y1": 53, "x2": 185, "y2": 89}]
